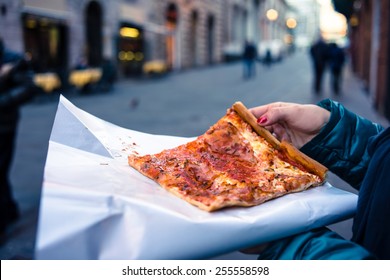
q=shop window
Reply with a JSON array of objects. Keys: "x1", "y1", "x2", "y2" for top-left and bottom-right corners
[
  {"x1": 22, "y1": 13, "x2": 68, "y2": 73},
  {"x1": 117, "y1": 23, "x2": 144, "y2": 76}
]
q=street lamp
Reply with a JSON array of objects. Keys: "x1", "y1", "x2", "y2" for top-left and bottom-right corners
[
  {"x1": 286, "y1": 18, "x2": 297, "y2": 29},
  {"x1": 265, "y1": 9, "x2": 278, "y2": 41},
  {"x1": 266, "y1": 9, "x2": 278, "y2": 21}
]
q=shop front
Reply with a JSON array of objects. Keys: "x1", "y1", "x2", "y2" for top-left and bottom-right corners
[
  {"x1": 117, "y1": 23, "x2": 144, "y2": 76},
  {"x1": 22, "y1": 13, "x2": 68, "y2": 74}
]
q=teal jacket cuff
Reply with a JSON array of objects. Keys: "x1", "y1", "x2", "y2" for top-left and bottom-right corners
[{"x1": 300, "y1": 99, "x2": 384, "y2": 190}]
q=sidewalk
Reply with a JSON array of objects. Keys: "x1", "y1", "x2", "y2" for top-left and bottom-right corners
[{"x1": 0, "y1": 51, "x2": 388, "y2": 260}]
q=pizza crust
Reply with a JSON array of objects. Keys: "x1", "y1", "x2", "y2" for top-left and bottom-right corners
[
  {"x1": 232, "y1": 101, "x2": 327, "y2": 181},
  {"x1": 128, "y1": 102, "x2": 327, "y2": 212},
  {"x1": 232, "y1": 101, "x2": 280, "y2": 149}
]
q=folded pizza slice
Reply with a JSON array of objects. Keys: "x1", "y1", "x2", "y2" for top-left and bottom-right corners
[{"x1": 128, "y1": 102, "x2": 327, "y2": 211}]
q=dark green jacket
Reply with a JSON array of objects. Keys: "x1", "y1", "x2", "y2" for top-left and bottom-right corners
[
  {"x1": 0, "y1": 49, "x2": 37, "y2": 132},
  {"x1": 302, "y1": 99, "x2": 383, "y2": 190},
  {"x1": 259, "y1": 99, "x2": 387, "y2": 260}
]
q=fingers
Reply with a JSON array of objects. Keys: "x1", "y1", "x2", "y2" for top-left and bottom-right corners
[
  {"x1": 251, "y1": 102, "x2": 298, "y2": 127},
  {"x1": 266, "y1": 123, "x2": 292, "y2": 143},
  {"x1": 272, "y1": 123, "x2": 291, "y2": 142},
  {"x1": 251, "y1": 102, "x2": 294, "y2": 116},
  {"x1": 249, "y1": 102, "x2": 330, "y2": 148},
  {"x1": 250, "y1": 102, "x2": 286, "y2": 118}
]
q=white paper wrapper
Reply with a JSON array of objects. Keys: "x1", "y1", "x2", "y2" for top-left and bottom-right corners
[{"x1": 35, "y1": 96, "x2": 358, "y2": 260}]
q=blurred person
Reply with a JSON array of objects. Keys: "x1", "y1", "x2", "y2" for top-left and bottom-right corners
[
  {"x1": 309, "y1": 37, "x2": 328, "y2": 93},
  {"x1": 247, "y1": 99, "x2": 389, "y2": 259},
  {"x1": 328, "y1": 42, "x2": 346, "y2": 95},
  {"x1": 0, "y1": 38, "x2": 38, "y2": 234},
  {"x1": 73, "y1": 56, "x2": 91, "y2": 93},
  {"x1": 75, "y1": 56, "x2": 88, "y2": 70},
  {"x1": 263, "y1": 49, "x2": 272, "y2": 67},
  {"x1": 242, "y1": 40, "x2": 257, "y2": 79},
  {"x1": 99, "y1": 58, "x2": 116, "y2": 92}
]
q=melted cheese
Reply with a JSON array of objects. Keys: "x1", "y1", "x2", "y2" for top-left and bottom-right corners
[{"x1": 129, "y1": 109, "x2": 322, "y2": 211}]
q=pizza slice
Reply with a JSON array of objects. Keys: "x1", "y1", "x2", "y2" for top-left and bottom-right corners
[{"x1": 128, "y1": 102, "x2": 327, "y2": 211}]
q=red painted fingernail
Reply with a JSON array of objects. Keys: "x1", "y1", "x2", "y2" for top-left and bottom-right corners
[{"x1": 257, "y1": 116, "x2": 267, "y2": 124}]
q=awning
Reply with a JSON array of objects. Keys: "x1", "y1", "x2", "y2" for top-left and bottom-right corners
[
  {"x1": 22, "y1": 0, "x2": 70, "y2": 21},
  {"x1": 119, "y1": 3, "x2": 171, "y2": 35}
]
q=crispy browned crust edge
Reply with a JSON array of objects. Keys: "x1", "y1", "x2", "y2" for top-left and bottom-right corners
[
  {"x1": 232, "y1": 101, "x2": 281, "y2": 149},
  {"x1": 279, "y1": 141, "x2": 327, "y2": 181},
  {"x1": 128, "y1": 102, "x2": 328, "y2": 212},
  {"x1": 232, "y1": 101, "x2": 328, "y2": 181}
]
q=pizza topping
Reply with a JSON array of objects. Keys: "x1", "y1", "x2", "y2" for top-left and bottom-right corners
[{"x1": 128, "y1": 102, "x2": 326, "y2": 211}]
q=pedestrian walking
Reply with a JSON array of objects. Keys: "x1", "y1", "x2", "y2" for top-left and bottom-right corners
[
  {"x1": 242, "y1": 40, "x2": 257, "y2": 79},
  {"x1": 328, "y1": 42, "x2": 346, "y2": 95},
  {"x1": 309, "y1": 37, "x2": 328, "y2": 93},
  {"x1": 263, "y1": 49, "x2": 272, "y2": 67},
  {"x1": 99, "y1": 58, "x2": 116, "y2": 92},
  {"x1": 0, "y1": 38, "x2": 38, "y2": 235}
]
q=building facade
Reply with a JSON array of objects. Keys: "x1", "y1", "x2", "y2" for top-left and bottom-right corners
[
  {"x1": 150, "y1": 0, "x2": 224, "y2": 70},
  {"x1": 341, "y1": 0, "x2": 390, "y2": 120},
  {"x1": 0, "y1": 0, "x2": 306, "y2": 79},
  {"x1": 1, "y1": 0, "x2": 227, "y2": 76},
  {"x1": 286, "y1": 0, "x2": 321, "y2": 49}
]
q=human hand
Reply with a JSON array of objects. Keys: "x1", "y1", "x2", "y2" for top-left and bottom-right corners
[{"x1": 250, "y1": 102, "x2": 330, "y2": 149}]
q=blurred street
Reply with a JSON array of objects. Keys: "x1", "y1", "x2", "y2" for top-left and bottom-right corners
[{"x1": 1, "y1": 51, "x2": 388, "y2": 260}]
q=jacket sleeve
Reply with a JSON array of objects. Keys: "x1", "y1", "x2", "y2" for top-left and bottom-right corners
[
  {"x1": 0, "y1": 60, "x2": 38, "y2": 108},
  {"x1": 300, "y1": 99, "x2": 384, "y2": 190},
  {"x1": 257, "y1": 227, "x2": 375, "y2": 260}
]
